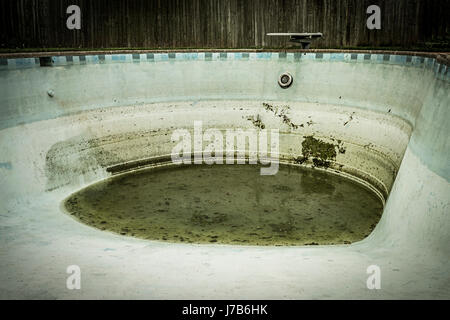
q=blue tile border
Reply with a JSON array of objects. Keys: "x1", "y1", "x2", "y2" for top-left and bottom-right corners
[
  {"x1": 132, "y1": 53, "x2": 141, "y2": 62},
  {"x1": 0, "y1": 51, "x2": 448, "y2": 81},
  {"x1": 330, "y1": 53, "x2": 344, "y2": 61}
]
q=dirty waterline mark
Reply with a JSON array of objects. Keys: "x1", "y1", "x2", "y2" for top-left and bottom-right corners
[{"x1": 171, "y1": 121, "x2": 280, "y2": 175}]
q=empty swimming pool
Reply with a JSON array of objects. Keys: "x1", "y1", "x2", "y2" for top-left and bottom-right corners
[{"x1": 0, "y1": 50, "x2": 448, "y2": 299}]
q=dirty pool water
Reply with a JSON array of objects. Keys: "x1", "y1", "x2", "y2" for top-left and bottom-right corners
[{"x1": 64, "y1": 164, "x2": 383, "y2": 246}]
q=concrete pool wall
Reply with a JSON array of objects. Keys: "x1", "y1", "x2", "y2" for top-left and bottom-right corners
[{"x1": 0, "y1": 51, "x2": 448, "y2": 299}]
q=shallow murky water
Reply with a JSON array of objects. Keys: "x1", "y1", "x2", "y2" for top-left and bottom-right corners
[{"x1": 64, "y1": 164, "x2": 383, "y2": 245}]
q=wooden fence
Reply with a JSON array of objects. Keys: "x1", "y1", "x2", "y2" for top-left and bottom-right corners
[{"x1": 1, "y1": 0, "x2": 448, "y2": 49}]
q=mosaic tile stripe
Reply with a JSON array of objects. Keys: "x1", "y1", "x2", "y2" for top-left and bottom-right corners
[{"x1": 0, "y1": 52, "x2": 448, "y2": 80}]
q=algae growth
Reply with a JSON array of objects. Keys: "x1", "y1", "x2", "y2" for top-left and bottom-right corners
[
  {"x1": 64, "y1": 164, "x2": 383, "y2": 246},
  {"x1": 297, "y1": 136, "x2": 347, "y2": 169}
]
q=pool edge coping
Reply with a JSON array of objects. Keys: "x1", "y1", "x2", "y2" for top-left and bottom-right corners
[{"x1": 1, "y1": 49, "x2": 449, "y2": 64}]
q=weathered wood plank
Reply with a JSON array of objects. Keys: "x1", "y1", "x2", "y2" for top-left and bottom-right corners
[{"x1": 0, "y1": 0, "x2": 448, "y2": 50}]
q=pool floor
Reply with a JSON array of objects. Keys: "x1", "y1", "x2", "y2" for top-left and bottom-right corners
[{"x1": 64, "y1": 164, "x2": 383, "y2": 245}]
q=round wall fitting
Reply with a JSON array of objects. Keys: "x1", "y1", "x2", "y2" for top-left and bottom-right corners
[{"x1": 278, "y1": 72, "x2": 293, "y2": 88}]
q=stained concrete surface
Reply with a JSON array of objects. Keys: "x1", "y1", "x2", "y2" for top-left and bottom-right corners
[{"x1": 0, "y1": 53, "x2": 448, "y2": 299}]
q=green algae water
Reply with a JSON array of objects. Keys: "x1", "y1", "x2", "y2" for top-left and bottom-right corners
[{"x1": 64, "y1": 164, "x2": 383, "y2": 245}]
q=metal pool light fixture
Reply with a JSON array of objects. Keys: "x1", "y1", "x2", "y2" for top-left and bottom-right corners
[{"x1": 278, "y1": 72, "x2": 293, "y2": 88}]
